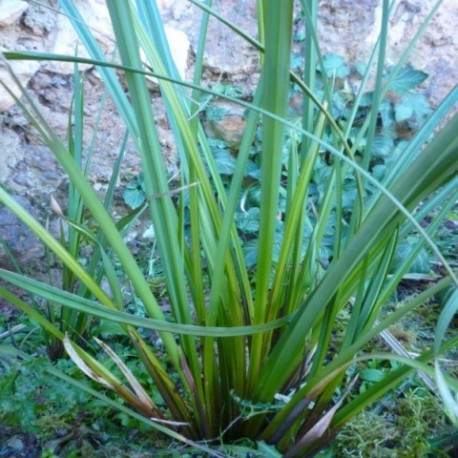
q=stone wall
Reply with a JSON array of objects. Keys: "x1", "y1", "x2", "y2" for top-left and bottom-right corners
[{"x1": 0, "y1": 0, "x2": 457, "y2": 268}]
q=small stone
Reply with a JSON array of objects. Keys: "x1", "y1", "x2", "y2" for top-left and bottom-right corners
[
  {"x1": 21, "y1": 3, "x2": 56, "y2": 37},
  {"x1": 0, "y1": 0, "x2": 28, "y2": 27},
  {"x1": 143, "y1": 224, "x2": 156, "y2": 240},
  {"x1": 0, "y1": 128, "x2": 24, "y2": 182},
  {"x1": 0, "y1": 196, "x2": 45, "y2": 269},
  {"x1": 49, "y1": 0, "x2": 114, "y2": 74},
  {"x1": 164, "y1": 27, "x2": 190, "y2": 81},
  {"x1": 5, "y1": 436, "x2": 24, "y2": 451},
  {"x1": 143, "y1": 26, "x2": 190, "y2": 89},
  {"x1": 205, "y1": 101, "x2": 247, "y2": 150}
]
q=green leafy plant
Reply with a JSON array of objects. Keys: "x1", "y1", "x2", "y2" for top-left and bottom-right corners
[
  {"x1": 0, "y1": 0, "x2": 457, "y2": 456},
  {"x1": 201, "y1": 54, "x2": 436, "y2": 274}
]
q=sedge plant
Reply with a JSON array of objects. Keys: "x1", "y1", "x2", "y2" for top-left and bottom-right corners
[{"x1": 0, "y1": 0, "x2": 457, "y2": 455}]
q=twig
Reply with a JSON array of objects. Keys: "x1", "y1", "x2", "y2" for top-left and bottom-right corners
[
  {"x1": 378, "y1": 324, "x2": 436, "y2": 392},
  {"x1": 0, "y1": 324, "x2": 26, "y2": 340}
]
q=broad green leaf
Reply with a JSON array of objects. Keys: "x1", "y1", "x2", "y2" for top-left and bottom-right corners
[
  {"x1": 213, "y1": 149, "x2": 237, "y2": 175},
  {"x1": 395, "y1": 93, "x2": 431, "y2": 123},
  {"x1": 321, "y1": 53, "x2": 350, "y2": 79},
  {"x1": 123, "y1": 176, "x2": 147, "y2": 209},
  {"x1": 243, "y1": 240, "x2": 258, "y2": 268},
  {"x1": 372, "y1": 136, "x2": 394, "y2": 158},
  {"x1": 388, "y1": 65, "x2": 428, "y2": 93},
  {"x1": 395, "y1": 102, "x2": 413, "y2": 122},
  {"x1": 235, "y1": 207, "x2": 260, "y2": 234},
  {"x1": 392, "y1": 242, "x2": 431, "y2": 274}
]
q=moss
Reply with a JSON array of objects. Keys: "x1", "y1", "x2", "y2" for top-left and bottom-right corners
[{"x1": 331, "y1": 388, "x2": 455, "y2": 458}]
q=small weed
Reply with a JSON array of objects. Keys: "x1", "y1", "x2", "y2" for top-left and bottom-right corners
[{"x1": 0, "y1": 325, "x2": 168, "y2": 457}]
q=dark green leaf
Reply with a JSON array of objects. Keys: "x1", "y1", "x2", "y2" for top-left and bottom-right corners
[
  {"x1": 372, "y1": 136, "x2": 394, "y2": 158},
  {"x1": 213, "y1": 149, "x2": 237, "y2": 175},
  {"x1": 123, "y1": 185, "x2": 146, "y2": 209},
  {"x1": 123, "y1": 174, "x2": 147, "y2": 209},
  {"x1": 246, "y1": 160, "x2": 261, "y2": 179},
  {"x1": 247, "y1": 185, "x2": 262, "y2": 206},
  {"x1": 242, "y1": 241, "x2": 258, "y2": 268},
  {"x1": 236, "y1": 207, "x2": 260, "y2": 234},
  {"x1": 393, "y1": 242, "x2": 431, "y2": 274},
  {"x1": 96, "y1": 320, "x2": 125, "y2": 338}
]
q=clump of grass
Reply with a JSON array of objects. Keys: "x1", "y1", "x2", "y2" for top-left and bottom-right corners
[{"x1": 0, "y1": 1, "x2": 457, "y2": 456}]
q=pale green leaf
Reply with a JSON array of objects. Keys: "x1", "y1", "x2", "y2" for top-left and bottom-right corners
[
  {"x1": 321, "y1": 53, "x2": 350, "y2": 78},
  {"x1": 388, "y1": 66, "x2": 428, "y2": 93}
]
